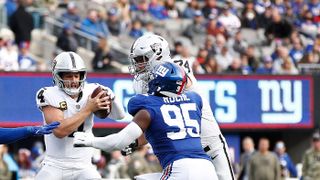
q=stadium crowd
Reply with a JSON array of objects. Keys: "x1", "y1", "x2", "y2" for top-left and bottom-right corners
[
  {"x1": 0, "y1": 0, "x2": 319, "y2": 74},
  {"x1": 2, "y1": 132, "x2": 320, "y2": 179}
]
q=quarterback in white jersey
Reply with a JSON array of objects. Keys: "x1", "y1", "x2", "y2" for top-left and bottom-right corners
[
  {"x1": 35, "y1": 52, "x2": 125, "y2": 180},
  {"x1": 128, "y1": 34, "x2": 235, "y2": 180}
]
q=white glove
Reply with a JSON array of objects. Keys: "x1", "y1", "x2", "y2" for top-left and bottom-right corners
[
  {"x1": 102, "y1": 86, "x2": 115, "y2": 100},
  {"x1": 73, "y1": 132, "x2": 94, "y2": 147}
]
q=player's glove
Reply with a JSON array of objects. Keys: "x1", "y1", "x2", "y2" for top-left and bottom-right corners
[
  {"x1": 102, "y1": 87, "x2": 115, "y2": 100},
  {"x1": 29, "y1": 122, "x2": 60, "y2": 136},
  {"x1": 73, "y1": 132, "x2": 94, "y2": 147},
  {"x1": 121, "y1": 139, "x2": 138, "y2": 156}
]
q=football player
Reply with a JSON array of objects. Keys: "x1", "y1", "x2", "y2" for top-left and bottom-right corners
[
  {"x1": 74, "y1": 62, "x2": 218, "y2": 179},
  {"x1": 35, "y1": 52, "x2": 125, "y2": 180},
  {"x1": 0, "y1": 122, "x2": 59, "y2": 144},
  {"x1": 127, "y1": 34, "x2": 235, "y2": 180}
]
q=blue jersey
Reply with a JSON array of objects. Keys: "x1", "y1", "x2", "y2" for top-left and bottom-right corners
[{"x1": 128, "y1": 91, "x2": 211, "y2": 168}]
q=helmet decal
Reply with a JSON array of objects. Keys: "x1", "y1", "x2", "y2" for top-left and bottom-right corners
[{"x1": 69, "y1": 52, "x2": 76, "y2": 68}]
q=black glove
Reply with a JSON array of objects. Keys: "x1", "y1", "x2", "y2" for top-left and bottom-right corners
[{"x1": 121, "y1": 139, "x2": 138, "y2": 156}]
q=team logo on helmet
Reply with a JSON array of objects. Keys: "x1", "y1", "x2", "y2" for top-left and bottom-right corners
[{"x1": 52, "y1": 59, "x2": 57, "y2": 70}]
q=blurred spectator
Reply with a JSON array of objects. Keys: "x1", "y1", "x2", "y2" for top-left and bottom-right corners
[
  {"x1": 255, "y1": 56, "x2": 274, "y2": 74},
  {"x1": 30, "y1": 141, "x2": 44, "y2": 172},
  {"x1": 274, "y1": 58, "x2": 299, "y2": 75},
  {"x1": 18, "y1": 41, "x2": 36, "y2": 71},
  {"x1": 164, "y1": 0, "x2": 180, "y2": 19},
  {"x1": 254, "y1": 0, "x2": 272, "y2": 15},
  {"x1": 306, "y1": 0, "x2": 320, "y2": 23},
  {"x1": 60, "y1": 1, "x2": 81, "y2": 28},
  {"x1": 106, "y1": 8, "x2": 126, "y2": 36},
  {"x1": 204, "y1": 35, "x2": 216, "y2": 56},
  {"x1": 0, "y1": 40, "x2": 19, "y2": 71},
  {"x1": 56, "y1": 24, "x2": 78, "y2": 52},
  {"x1": 80, "y1": 9, "x2": 109, "y2": 37},
  {"x1": 274, "y1": 141, "x2": 298, "y2": 178},
  {"x1": 264, "y1": 9, "x2": 293, "y2": 44},
  {"x1": 127, "y1": 146, "x2": 152, "y2": 179},
  {"x1": 129, "y1": 20, "x2": 144, "y2": 38},
  {"x1": 171, "y1": 41, "x2": 183, "y2": 56},
  {"x1": 201, "y1": 0, "x2": 219, "y2": 19},
  {"x1": 193, "y1": 47, "x2": 207, "y2": 74},
  {"x1": 116, "y1": 0, "x2": 131, "y2": 23},
  {"x1": 217, "y1": 5, "x2": 241, "y2": 36},
  {"x1": 241, "y1": 0, "x2": 259, "y2": 29},
  {"x1": 215, "y1": 45, "x2": 234, "y2": 71},
  {"x1": 228, "y1": 31, "x2": 248, "y2": 55},
  {"x1": 203, "y1": 55, "x2": 220, "y2": 74},
  {"x1": 5, "y1": 0, "x2": 17, "y2": 21},
  {"x1": 182, "y1": 0, "x2": 200, "y2": 19},
  {"x1": 289, "y1": 36, "x2": 305, "y2": 64},
  {"x1": 238, "y1": 136, "x2": 255, "y2": 180},
  {"x1": 248, "y1": 137, "x2": 281, "y2": 180},
  {"x1": 213, "y1": 33, "x2": 227, "y2": 55},
  {"x1": 18, "y1": 148, "x2": 36, "y2": 179},
  {"x1": 0, "y1": 145, "x2": 11, "y2": 180},
  {"x1": 148, "y1": 0, "x2": 168, "y2": 20},
  {"x1": 291, "y1": 0, "x2": 306, "y2": 18},
  {"x1": 299, "y1": 12, "x2": 318, "y2": 39},
  {"x1": 241, "y1": 54, "x2": 253, "y2": 74},
  {"x1": 273, "y1": 46, "x2": 299, "y2": 74},
  {"x1": 9, "y1": 0, "x2": 34, "y2": 46},
  {"x1": 92, "y1": 38, "x2": 114, "y2": 72},
  {"x1": 244, "y1": 45, "x2": 259, "y2": 71},
  {"x1": 302, "y1": 130, "x2": 320, "y2": 180},
  {"x1": 96, "y1": 155, "x2": 107, "y2": 178},
  {"x1": 183, "y1": 10, "x2": 206, "y2": 40},
  {"x1": 143, "y1": 21, "x2": 155, "y2": 35},
  {"x1": 273, "y1": 0, "x2": 286, "y2": 15},
  {"x1": 106, "y1": 151, "x2": 129, "y2": 179},
  {"x1": 207, "y1": 18, "x2": 226, "y2": 37},
  {"x1": 257, "y1": 6, "x2": 273, "y2": 29},
  {"x1": 145, "y1": 146, "x2": 162, "y2": 173},
  {"x1": 131, "y1": 0, "x2": 154, "y2": 25},
  {"x1": 2, "y1": 145, "x2": 19, "y2": 180},
  {"x1": 225, "y1": 57, "x2": 243, "y2": 74}
]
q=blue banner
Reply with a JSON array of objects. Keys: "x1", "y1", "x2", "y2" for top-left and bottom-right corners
[{"x1": 0, "y1": 73, "x2": 313, "y2": 129}]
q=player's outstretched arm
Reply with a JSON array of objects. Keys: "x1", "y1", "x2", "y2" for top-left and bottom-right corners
[
  {"x1": 73, "y1": 122, "x2": 142, "y2": 151},
  {"x1": 0, "y1": 121, "x2": 60, "y2": 144},
  {"x1": 74, "y1": 109, "x2": 151, "y2": 152},
  {"x1": 28, "y1": 122, "x2": 60, "y2": 136}
]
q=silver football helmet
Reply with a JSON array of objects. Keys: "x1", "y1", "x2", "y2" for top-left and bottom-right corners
[
  {"x1": 52, "y1": 52, "x2": 87, "y2": 96},
  {"x1": 128, "y1": 34, "x2": 171, "y2": 78}
]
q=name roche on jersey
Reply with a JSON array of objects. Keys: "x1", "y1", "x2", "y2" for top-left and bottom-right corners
[{"x1": 163, "y1": 94, "x2": 190, "y2": 103}]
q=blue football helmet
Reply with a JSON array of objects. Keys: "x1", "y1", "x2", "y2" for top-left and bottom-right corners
[{"x1": 148, "y1": 62, "x2": 188, "y2": 96}]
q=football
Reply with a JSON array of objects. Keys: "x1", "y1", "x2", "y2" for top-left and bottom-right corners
[{"x1": 91, "y1": 86, "x2": 112, "y2": 119}]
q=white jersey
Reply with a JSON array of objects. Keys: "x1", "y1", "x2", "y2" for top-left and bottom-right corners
[
  {"x1": 170, "y1": 58, "x2": 222, "y2": 148},
  {"x1": 36, "y1": 83, "x2": 106, "y2": 164}
]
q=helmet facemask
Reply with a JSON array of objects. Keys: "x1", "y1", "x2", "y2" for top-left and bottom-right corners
[{"x1": 53, "y1": 71, "x2": 87, "y2": 96}]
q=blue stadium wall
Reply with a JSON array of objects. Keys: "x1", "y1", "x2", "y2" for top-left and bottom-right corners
[{"x1": 0, "y1": 72, "x2": 316, "y2": 163}]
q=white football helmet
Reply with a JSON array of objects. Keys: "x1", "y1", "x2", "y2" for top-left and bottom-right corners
[
  {"x1": 52, "y1": 52, "x2": 87, "y2": 96},
  {"x1": 128, "y1": 34, "x2": 171, "y2": 77}
]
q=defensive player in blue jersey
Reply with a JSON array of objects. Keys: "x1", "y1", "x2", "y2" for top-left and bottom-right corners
[
  {"x1": 73, "y1": 62, "x2": 218, "y2": 179},
  {"x1": 0, "y1": 122, "x2": 60, "y2": 144}
]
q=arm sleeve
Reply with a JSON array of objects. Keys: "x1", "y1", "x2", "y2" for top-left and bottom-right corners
[
  {"x1": 0, "y1": 127, "x2": 33, "y2": 144},
  {"x1": 108, "y1": 96, "x2": 126, "y2": 120},
  {"x1": 91, "y1": 122, "x2": 143, "y2": 152},
  {"x1": 287, "y1": 156, "x2": 298, "y2": 177}
]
